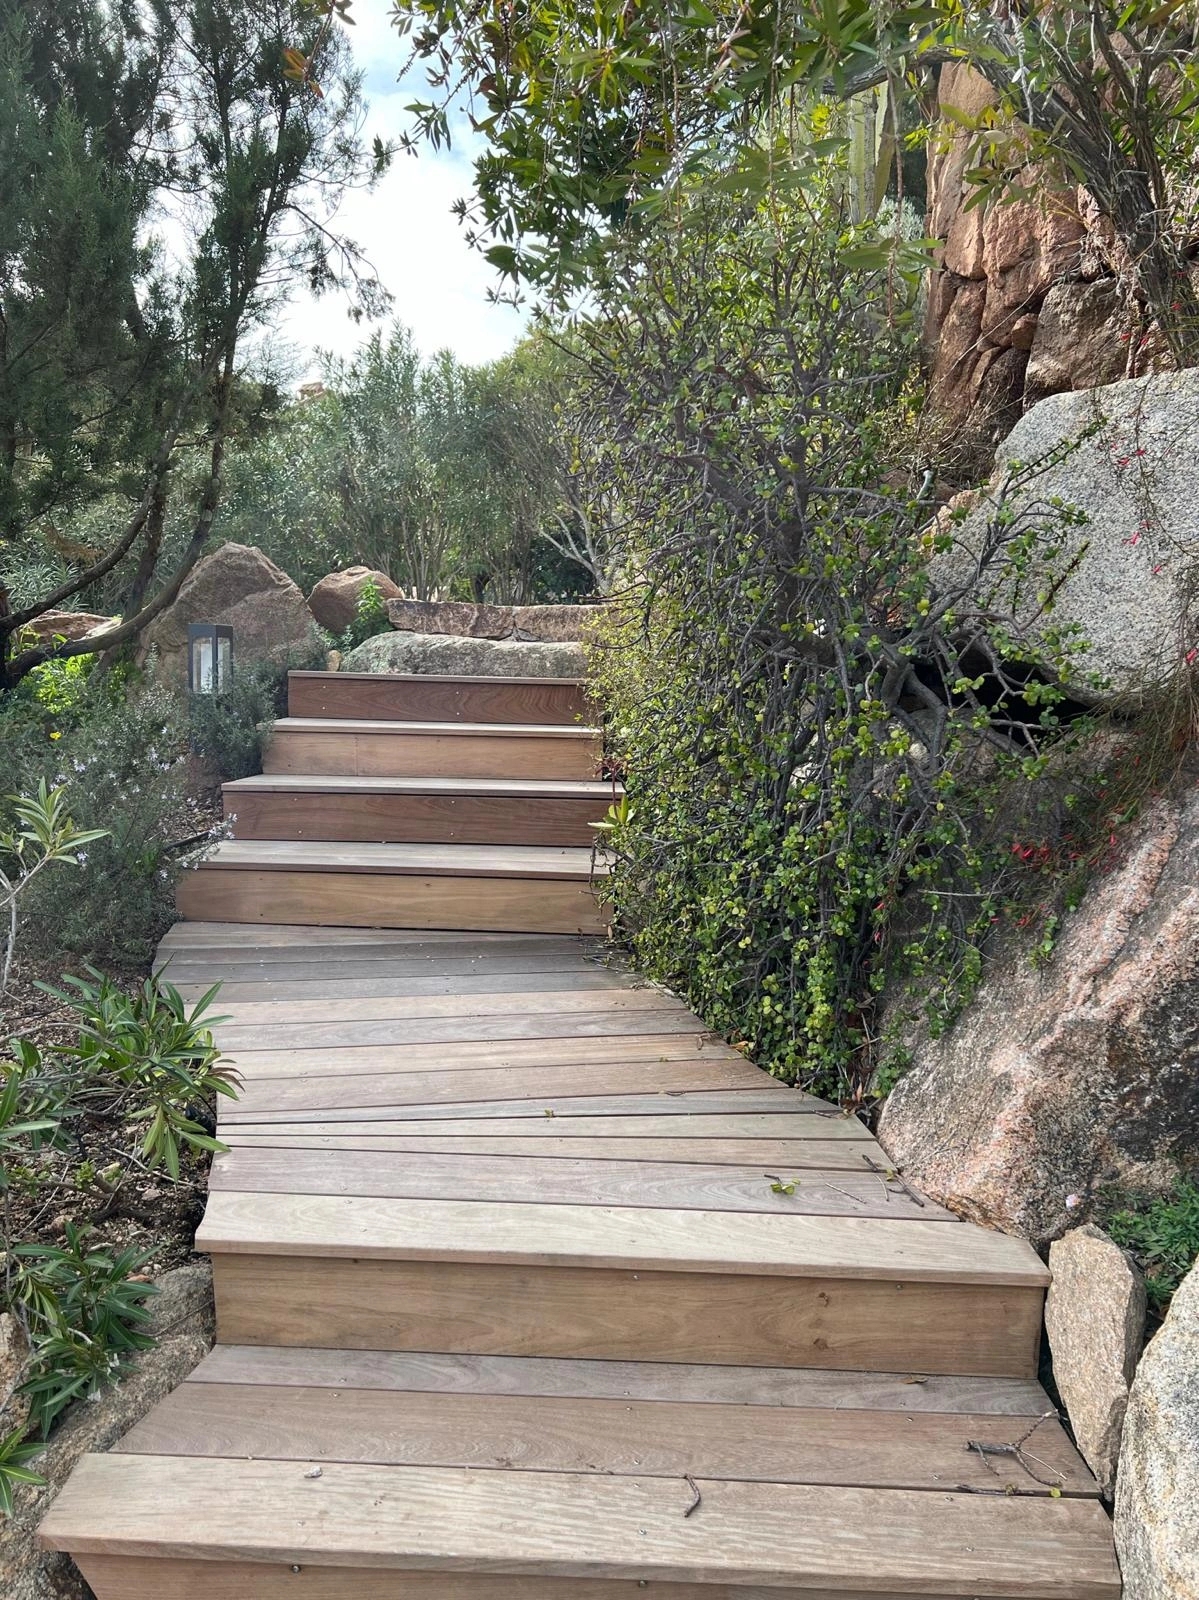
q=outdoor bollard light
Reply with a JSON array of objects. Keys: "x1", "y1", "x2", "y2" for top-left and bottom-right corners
[{"x1": 187, "y1": 622, "x2": 233, "y2": 694}]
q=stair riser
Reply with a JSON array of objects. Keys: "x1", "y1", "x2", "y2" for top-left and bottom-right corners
[
  {"x1": 77, "y1": 1556, "x2": 1054, "y2": 1600},
  {"x1": 212, "y1": 1255, "x2": 1044, "y2": 1378},
  {"x1": 228, "y1": 791, "x2": 609, "y2": 847},
  {"x1": 178, "y1": 869, "x2": 606, "y2": 935},
  {"x1": 264, "y1": 730, "x2": 600, "y2": 781},
  {"x1": 289, "y1": 672, "x2": 591, "y2": 725}
]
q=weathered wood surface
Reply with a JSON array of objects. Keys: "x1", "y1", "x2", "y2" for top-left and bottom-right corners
[{"x1": 41, "y1": 674, "x2": 1117, "y2": 1600}]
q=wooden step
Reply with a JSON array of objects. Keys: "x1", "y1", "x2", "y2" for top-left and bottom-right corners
[
  {"x1": 263, "y1": 717, "x2": 602, "y2": 780},
  {"x1": 176, "y1": 842, "x2": 608, "y2": 934},
  {"x1": 197, "y1": 1190, "x2": 1047, "y2": 1376},
  {"x1": 44, "y1": 1451, "x2": 1118, "y2": 1600},
  {"x1": 224, "y1": 773, "x2": 619, "y2": 846},
  {"x1": 289, "y1": 669, "x2": 591, "y2": 725}
]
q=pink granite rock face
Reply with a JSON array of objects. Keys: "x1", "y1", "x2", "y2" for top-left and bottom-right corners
[{"x1": 879, "y1": 783, "x2": 1199, "y2": 1247}]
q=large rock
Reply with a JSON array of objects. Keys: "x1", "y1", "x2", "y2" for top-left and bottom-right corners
[
  {"x1": 879, "y1": 782, "x2": 1199, "y2": 1248},
  {"x1": 139, "y1": 542, "x2": 324, "y2": 689},
  {"x1": 1025, "y1": 281, "x2": 1130, "y2": 404},
  {"x1": 1046, "y1": 1224, "x2": 1146, "y2": 1493},
  {"x1": 1116, "y1": 1257, "x2": 1199, "y2": 1599},
  {"x1": 16, "y1": 610, "x2": 117, "y2": 647},
  {"x1": 307, "y1": 565, "x2": 402, "y2": 634},
  {"x1": 343, "y1": 629, "x2": 587, "y2": 679},
  {"x1": 384, "y1": 599, "x2": 603, "y2": 643},
  {"x1": 3, "y1": 1262, "x2": 214, "y2": 1600},
  {"x1": 933, "y1": 368, "x2": 1199, "y2": 704},
  {"x1": 387, "y1": 599, "x2": 515, "y2": 639}
]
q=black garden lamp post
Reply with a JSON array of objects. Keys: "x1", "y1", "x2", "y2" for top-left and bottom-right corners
[{"x1": 187, "y1": 622, "x2": 233, "y2": 694}]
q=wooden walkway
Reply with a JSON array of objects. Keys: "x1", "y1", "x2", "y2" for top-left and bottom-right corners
[{"x1": 40, "y1": 672, "x2": 1120, "y2": 1600}]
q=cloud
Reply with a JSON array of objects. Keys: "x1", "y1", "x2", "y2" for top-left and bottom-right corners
[{"x1": 278, "y1": 17, "x2": 528, "y2": 376}]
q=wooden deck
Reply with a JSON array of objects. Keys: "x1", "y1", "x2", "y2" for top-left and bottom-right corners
[{"x1": 39, "y1": 672, "x2": 1120, "y2": 1600}]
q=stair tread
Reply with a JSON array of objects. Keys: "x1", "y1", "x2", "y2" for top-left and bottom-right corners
[
  {"x1": 225, "y1": 773, "x2": 618, "y2": 796},
  {"x1": 40, "y1": 1453, "x2": 1119, "y2": 1595},
  {"x1": 273, "y1": 716, "x2": 600, "y2": 738},
  {"x1": 116, "y1": 1362, "x2": 1095, "y2": 1496},
  {"x1": 194, "y1": 839, "x2": 608, "y2": 879},
  {"x1": 195, "y1": 1189, "x2": 1049, "y2": 1284},
  {"x1": 191, "y1": 1343, "x2": 1055, "y2": 1413}
]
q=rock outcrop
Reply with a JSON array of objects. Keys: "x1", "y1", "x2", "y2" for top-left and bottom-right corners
[
  {"x1": 924, "y1": 63, "x2": 1140, "y2": 433},
  {"x1": 385, "y1": 598, "x2": 603, "y2": 643},
  {"x1": 933, "y1": 368, "x2": 1199, "y2": 704},
  {"x1": 2, "y1": 1262, "x2": 214, "y2": 1600},
  {"x1": 307, "y1": 566, "x2": 402, "y2": 634},
  {"x1": 342, "y1": 629, "x2": 588, "y2": 679},
  {"x1": 878, "y1": 781, "x2": 1199, "y2": 1248},
  {"x1": 140, "y1": 543, "x2": 324, "y2": 689},
  {"x1": 1045, "y1": 1225, "x2": 1147, "y2": 1493},
  {"x1": 1115, "y1": 1257, "x2": 1199, "y2": 1599},
  {"x1": 16, "y1": 610, "x2": 117, "y2": 647}
]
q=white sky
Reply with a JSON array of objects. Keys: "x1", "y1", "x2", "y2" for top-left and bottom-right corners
[{"x1": 279, "y1": 5, "x2": 528, "y2": 375}]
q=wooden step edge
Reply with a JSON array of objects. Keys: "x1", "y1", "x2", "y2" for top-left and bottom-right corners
[
  {"x1": 191, "y1": 844, "x2": 610, "y2": 881},
  {"x1": 221, "y1": 775, "x2": 621, "y2": 798},
  {"x1": 271, "y1": 717, "x2": 602, "y2": 739},
  {"x1": 290, "y1": 671, "x2": 588, "y2": 688},
  {"x1": 38, "y1": 1455, "x2": 1120, "y2": 1598},
  {"x1": 194, "y1": 1192, "x2": 1051, "y2": 1286}
]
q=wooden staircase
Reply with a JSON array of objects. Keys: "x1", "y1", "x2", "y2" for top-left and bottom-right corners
[{"x1": 38, "y1": 670, "x2": 1120, "y2": 1600}]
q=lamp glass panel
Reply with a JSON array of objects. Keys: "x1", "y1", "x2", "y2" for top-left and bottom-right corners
[
  {"x1": 193, "y1": 634, "x2": 215, "y2": 692},
  {"x1": 216, "y1": 634, "x2": 232, "y2": 691}
]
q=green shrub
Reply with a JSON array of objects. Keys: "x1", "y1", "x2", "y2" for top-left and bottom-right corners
[
  {"x1": 188, "y1": 642, "x2": 330, "y2": 782},
  {"x1": 339, "y1": 576, "x2": 391, "y2": 651},
  {"x1": 13, "y1": 684, "x2": 191, "y2": 967},
  {"x1": 1108, "y1": 1177, "x2": 1199, "y2": 1312}
]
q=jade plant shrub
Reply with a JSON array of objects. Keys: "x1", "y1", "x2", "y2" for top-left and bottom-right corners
[{"x1": 582, "y1": 161, "x2": 1098, "y2": 1103}]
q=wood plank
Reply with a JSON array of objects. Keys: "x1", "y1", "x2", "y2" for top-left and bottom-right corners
[
  {"x1": 264, "y1": 724, "x2": 600, "y2": 781},
  {"x1": 197, "y1": 1191, "x2": 1047, "y2": 1284},
  {"x1": 158, "y1": 952, "x2": 619, "y2": 984},
  {"x1": 117, "y1": 1383, "x2": 1094, "y2": 1495},
  {"x1": 176, "y1": 967, "x2": 630, "y2": 1003},
  {"x1": 287, "y1": 671, "x2": 591, "y2": 725},
  {"x1": 212, "y1": 1034, "x2": 747, "y2": 1077},
  {"x1": 228, "y1": 784, "x2": 613, "y2": 848},
  {"x1": 212, "y1": 987, "x2": 680, "y2": 1025},
  {"x1": 212, "y1": 1256, "x2": 1046, "y2": 1376},
  {"x1": 219, "y1": 1110, "x2": 870, "y2": 1137},
  {"x1": 219, "y1": 1097, "x2": 864, "y2": 1129},
  {"x1": 191, "y1": 1344, "x2": 1054, "y2": 1414},
  {"x1": 193, "y1": 839, "x2": 605, "y2": 879},
  {"x1": 232, "y1": 774, "x2": 617, "y2": 796},
  {"x1": 211, "y1": 1148, "x2": 952, "y2": 1220},
  {"x1": 221, "y1": 1135, "x2": 884, "y2": 1167},
  {"x1": 177, "y1": 869, "x2": 607, "y2": 935},
  {"x1": 159, "y1": 924, "x2": 587, "y2": 950},
  {"x1": 224, "y1": 1063, "x2": 778, "y2": 1116},
  {"x1": 212, "y1": 1009, "x2": 709, "y2": 1050},
  {"x1": 43, "y1": 1456, "x2": 1120, "y2": 1595},
  {"x1": 74, "y1": 1554, "x2": 1102, "y2": 1600}
]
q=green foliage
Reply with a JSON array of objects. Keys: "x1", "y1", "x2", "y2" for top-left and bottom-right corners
[
  {"x1": 1, "y1": 0, "x2": 385, "y2": 688},
  {"x1": 0, "y1": 967, "x2": 237, "y2": 1509},
  {"x1": 34, "y1": 969, "x2": 236, "y2": 1179},
  {"x1": 188, "y1": 663, "x2": 285, "y2": 783},
  {"x1": 9, "y1": 684, "x2": 191, "y2": 967},
  {"x1": 340, "y1": 577, "x2": 391, "y2": 651},
  {"x1": 1108, "y1": 1177, "x2": 1199, "y2": 1312},
  {"x1": 214, "y1": 323, "x2": 580, "y2": 602},
  {"x1": 586, "y1": 160, "x2": 1095, "y2": 1099},
  {"x1": 384, "y1": 0, "x2": 1198, "y2": 348},
  {"x1": 0, "y1": 780, "x2": 109, "y2": 991},
  {"x1": 12, "y1": 1226, "x2": 157, "y2": 1432}
]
